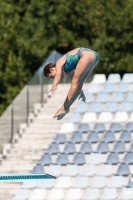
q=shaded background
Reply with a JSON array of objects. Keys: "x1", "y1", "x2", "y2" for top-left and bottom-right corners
[{"x1": 0, "y1": 0, "x2": 133, "y2": 115}]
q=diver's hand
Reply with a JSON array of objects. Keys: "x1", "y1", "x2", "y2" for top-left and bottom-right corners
[{"x1": 47, "y1": 85, "x2": 57, "y2": 93}]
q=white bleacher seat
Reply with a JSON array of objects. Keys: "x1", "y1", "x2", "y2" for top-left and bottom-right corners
[
  {"x1": 63, "y1": 164, "x2": 79, "y2": 176},
  {"x1": 107, "y1": 74, "x2": 121, "y2": 83},
  {"x1": 108, "y1": 176, "x2": 124, "y2": 188},
  {"x1": 98, "y1": 112, "x2": 113, "y2": 122},
  {"x1": 59, "y1": 122, "x2": 75, "y2": 133},
  {"x1": 65, "y1": 189, "x2": 82, "y2": 200},
  {"x1": 37, "y1": 179, "x2": 55, "y2": 189},
  {"x1": 91, "y1": 176, "x2": 106, "y2": 188},
  {"x1": 96, "y1": 93, "x2": 109, "y2": 103},
  {"x1": 81, "y1": 112, "x2": 97, "y2": 123},
  {"x1": 129, "y1": 112, "x2": 133, "y2": 122},
  {"x1": 101, "y1": 188, "x2": 118, "y2": 200},
  {"x1": 120, "y1": 188, "x2": 133, "y2": 200},
  {"x1": 47, "y1": 165, "x2": 61, "y2": 177},
  {"x1": 97, "y1": 164, "x2": 113, "y2": 176},
  {"x1": 87, "y1": 84, "x2": 100, "y2": 94},
  {"x1": 55, "y1": 177, "x2": 72, "y2": 188},
  {"x1": 122, "y1": 73, "x2": 133, "y2": 83},
  {"x1": 126, "y1": 92, "x2": 133, "y2": 102},
  {"x1": 83, "y1": 188, "x2": 100, "y2": 200},
  {"x1": 110, "y1": 92, "x2": 124, "y2": 103},
  {"x1": 72, "y1": 176, "x2": 89, "y2": 188},
  {"x1": 12, "y1": 189, "x2": 28, "y2": 200},
  {"x1": 85, "y1": 93, "x2": 94, "y2": 103},
  {"x1": 113, "y1": 112, "x2": 128, "y2": 122},
  {"x1": 88, "y1": 153, "x2": 102, "y2": 165},
  {"x1": 21, "y1": 180, "x2": 37, "y2": 189},
  {"x1": 91, "y1": 74, "x2": 106, "y2": 84},
  {"x1": 80, "y1": 164, "x2": 96, "y2": 176},
  {"x1": 117, "y1": 83, "x2": 129, "y2": 93},
  {"x1": 47, "y1": 189, "x2": 64, "y2": 200},
  {"x1": 74, "y1": 103, "x2": 87, "y2": 114},
  {"x1": 29, "y1": 189, "x2": 46, "y2": 200},
  {"x1": 102, "y1": 83, "x2": 115, "y2": 93}
]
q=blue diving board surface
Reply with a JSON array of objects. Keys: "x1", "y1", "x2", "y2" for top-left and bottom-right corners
[{"x1": 0, "y1": 173, "x2": 56, "y2": 180}]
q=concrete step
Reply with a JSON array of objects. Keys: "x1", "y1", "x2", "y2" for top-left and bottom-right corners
[
  {"x1": 27, "y1": 123, "x2": 64, "y2": 128},
  {"x1": 24, "y1": 128, "x2": 62, "y2": 133}
]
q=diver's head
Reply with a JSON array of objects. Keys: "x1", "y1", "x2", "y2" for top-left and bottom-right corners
[{"x1": 43, "y1": 63, "x2": 56, "y2": 79}]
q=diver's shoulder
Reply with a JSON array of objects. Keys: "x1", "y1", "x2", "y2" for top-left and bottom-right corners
[{"x1": 56, "y1": 55, "x2": 66, "y2": 67}]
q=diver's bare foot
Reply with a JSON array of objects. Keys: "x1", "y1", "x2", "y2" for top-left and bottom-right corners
[
  {"x1": 57, "y1": 111, "x2": 69, "y2": 120},
  {"x1": 53, "y1": 107, "x2": 69, "y2": 119}
]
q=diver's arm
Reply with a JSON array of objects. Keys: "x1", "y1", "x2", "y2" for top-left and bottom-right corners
[
  {"x1": 52, "y1": 64, "x2": 63, "y2": 87},
  {"x1": 47, "y1": 62, "x2": 63, "y2": 93}
]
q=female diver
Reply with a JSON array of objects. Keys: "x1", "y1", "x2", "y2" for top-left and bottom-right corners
[{"x1": 43, "y1": 47, "x2": 99, "y2": 120}]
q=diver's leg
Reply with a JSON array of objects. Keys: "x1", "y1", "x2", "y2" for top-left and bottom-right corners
[{"x1": 69, "y1": 67, "x2": 91, "y2": 105}]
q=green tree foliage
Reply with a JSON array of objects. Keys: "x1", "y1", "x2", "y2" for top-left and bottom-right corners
[{"x1": 0, "y1": 0, "x2": 133, "y2": 114}]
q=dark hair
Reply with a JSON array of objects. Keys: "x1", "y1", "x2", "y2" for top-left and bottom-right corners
[{"x1": 43, "y1": 63, "x2": 56, "y2": 77}]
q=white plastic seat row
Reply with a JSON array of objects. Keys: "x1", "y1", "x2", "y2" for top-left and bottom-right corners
[
  {"x1": 91, "y1": 175, "x2": 124, "y2": 189},
  {"x1": 91, "y1": 73, "x2": 133, "y2": 84},
  {"x1": 108, "y1": 73, "x2": 133, "y2": 83},
  {"x1": 11, "y1": 188, "x2": 107, "y2": 200},
  {"x1": 87, "y1": 83, "x2": 133, "y2": 94},
  {"x1": 47, "y1": 163, "x2": 115, "y2": 177},
  {"x1": 55, "y1": 176, "x2": 89, "y2": 188},
  {"x1": 19, "y1": 165, "x2": 129, "y2": 189},
  {"x1": 90, "y1": 73, "x2": 133, "y2": 85},
  {"x1": 58, "y1": 112, "x2": 133, "y2": 133},
  {"x1": 82, "y1": 112, "x2": 132, "y2": 123},
  {"x1": 12, "y1": 187, "x2": 133, "y2": 200}
]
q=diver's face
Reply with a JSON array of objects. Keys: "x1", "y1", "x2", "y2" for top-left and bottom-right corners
[{"x1": 47, "y1": 67, "x2": 56, "y2": 79}]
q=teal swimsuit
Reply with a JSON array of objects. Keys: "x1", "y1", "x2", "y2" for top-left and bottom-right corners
[{"x1": 63, "y1": 47, "x2": 99, "y2": 72}]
